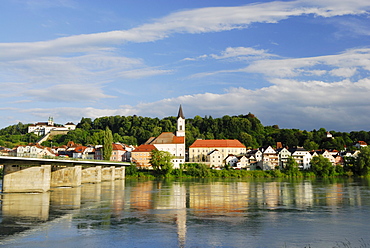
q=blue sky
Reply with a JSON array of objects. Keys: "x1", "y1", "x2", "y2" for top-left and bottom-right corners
[{"x1": 1, "y1": 0, "x2": 370, "y2": 132}]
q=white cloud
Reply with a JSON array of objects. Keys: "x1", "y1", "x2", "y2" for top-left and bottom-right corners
[
  {"x1": 241, "y1": 48, "x2": 370, "y2": 79},
  {"x1": 330, "y1": 67, "x2": 357, "y2": 77},
  {"x1": 188, "y1": 47, "x2": 370, "y2": 80},
  {"x1": 89, "y1": 77, "x2": 370, "y2": 131},
  {"x1": 210, "y1": 47, "x2": 275, "y2": 60},
  {"x1": 1, "y1": 0, "x2": 370, "y2": 61},
  {"x1": 26, "y1": 84, "x2": 115, "y2": 102},
  {"x1": 2, "y1": 0, "x2": 370, "y2": 131},
  {"x1": 0, "y1": 50, "x2": 171, "y2": 103},
  {"x1": 129, "y1": 77, "x2": 370, "y2": 131},
  {"x1": 8, "y1": 75, "x2": 370, "y2": 131}
]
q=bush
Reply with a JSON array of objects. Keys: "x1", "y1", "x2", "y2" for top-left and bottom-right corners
[
  {"x1": 184, "y1": 163, "x2": 211, "y2": 178},
  {"x1": 126, "y1": 163, "x2": 138, "y2": 176}
]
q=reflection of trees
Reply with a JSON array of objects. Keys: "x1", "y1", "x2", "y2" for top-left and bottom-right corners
[{"x1": 2, "y1": 178, "x2": 370, "y2": 244}]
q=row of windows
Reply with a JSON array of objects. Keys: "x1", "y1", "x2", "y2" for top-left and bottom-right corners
[{"x1": 191, "y1": 148, "x2": 245, "y2": 153}]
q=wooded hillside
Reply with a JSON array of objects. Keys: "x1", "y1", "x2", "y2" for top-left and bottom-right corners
[{"x1": 1, "y1": 113, "x2": 369, "y2": 150}]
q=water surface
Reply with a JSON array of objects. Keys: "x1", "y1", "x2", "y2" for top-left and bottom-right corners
[{"x1": 1, "y1": 178, "x2": 370, "y2": 247}]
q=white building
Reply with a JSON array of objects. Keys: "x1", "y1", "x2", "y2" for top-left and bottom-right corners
[
  {"x1": 144, "y1": 105, "x2": 186, "y2": 169},
  {"x1": 289, "y1": 147, "x2": 312, "y2": 170},
  {"x1": 260, "y1": 146, "x2": 279, "y2": 170},
  {"x1": 276, "y1": 147, "x2": 291, "y2": 169},
  {"x1": 28, "y1": 117, "x2": 76, "y2": 136}
]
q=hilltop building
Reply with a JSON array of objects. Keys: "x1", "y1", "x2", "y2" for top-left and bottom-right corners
[{"x1": 28, "y1": 117, "x2": 76, "y2": 136}]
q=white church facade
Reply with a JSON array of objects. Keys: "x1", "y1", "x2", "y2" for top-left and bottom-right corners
[{"x1": 144, "y1": 105, "x2": 186, "y2": 169}]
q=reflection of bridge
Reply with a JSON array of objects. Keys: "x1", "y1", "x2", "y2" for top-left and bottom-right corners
[{"x1": 0, "y1": 156, "x2": 129, "y2": 193}]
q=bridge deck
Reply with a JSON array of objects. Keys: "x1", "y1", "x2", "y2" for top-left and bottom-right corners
[{"x1": 0, "y1": 156, "x2": 130, "y2": 167}]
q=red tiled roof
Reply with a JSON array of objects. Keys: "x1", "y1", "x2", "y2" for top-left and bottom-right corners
[
  {"x1": 112, "y1": 143, "x2": 125, "y2": 151},
  {"x1": 132, "y1": 144, "x2": 157, "y2": 153},
  {"x1": 148, "y1": 132, "x2": 184, "y2": 144},
  {"x1": 190, "y1": 139, "x2": 246, "y2": 148},
  {"x1": 172, "y1": 136, "x2": 185, "y2": 143},
  {"x1": 74, "y1": 146, "x2": 86, "y2": 153}
]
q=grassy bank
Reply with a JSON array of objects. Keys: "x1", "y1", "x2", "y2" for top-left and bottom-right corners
[{"x1": 125, "y1": 163, "x2": 355, "y2": 179}]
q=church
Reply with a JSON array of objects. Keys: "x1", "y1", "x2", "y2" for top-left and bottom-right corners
[
  {"x1": 144, "y1": 105, "x2": 186, "y2": 169},
  {"x1": 28, "y1": 117, "x2": 76, "y2": 136}
]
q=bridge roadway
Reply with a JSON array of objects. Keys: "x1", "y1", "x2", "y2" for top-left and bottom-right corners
[{"x1": 0, "y1": 156, "x2": 130, "y2": 193}]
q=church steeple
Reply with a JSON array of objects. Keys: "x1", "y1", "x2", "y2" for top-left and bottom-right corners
[
  {"x1": 177, "y1": 104, "x2": 185, "y2": 119},
  {"x1": 176, "y1": 105, "x2": 185, "y2": 137}
]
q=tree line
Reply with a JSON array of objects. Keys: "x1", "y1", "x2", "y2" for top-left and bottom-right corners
[{"x1": 1, "y1": 113, "x2": 369, "y2": 150}]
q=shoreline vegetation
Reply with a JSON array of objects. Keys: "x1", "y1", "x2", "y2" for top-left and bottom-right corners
[
  {"x1": 124, "y1": 162, "x2": 359, "y2": 180},
  {"x1": 127, "y1": 146, "x2": 370, "y2": 179}
]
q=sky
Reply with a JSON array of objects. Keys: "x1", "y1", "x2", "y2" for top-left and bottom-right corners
[{"x1": 1, "y1": 0, "x2": 370, "y2": 132}]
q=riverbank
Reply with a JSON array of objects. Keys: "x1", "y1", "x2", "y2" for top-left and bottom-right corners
[{"x1": 125, "y1": 163, "x2": 356, "y2": 180}]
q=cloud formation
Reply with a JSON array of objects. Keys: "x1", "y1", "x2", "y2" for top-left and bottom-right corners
[{"x1": 2, "y1": 0, "x2": 370, "y2": 131}]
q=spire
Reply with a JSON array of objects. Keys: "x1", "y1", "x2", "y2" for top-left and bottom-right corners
[{"x1": 177, "y1": 105, "x2": 185, "y2": 119}]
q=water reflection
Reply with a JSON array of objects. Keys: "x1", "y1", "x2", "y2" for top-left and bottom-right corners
[{"x1": 0, "y1": 178, "x2": 370, "y2": 247}]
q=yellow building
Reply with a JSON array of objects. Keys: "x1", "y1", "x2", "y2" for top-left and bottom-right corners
[
  {"x1": 131, "y1": 144, "x2": 157, "y2": 168},
  {"x1": 189, "y1": 139, "x2": 246, "y2": 167}
]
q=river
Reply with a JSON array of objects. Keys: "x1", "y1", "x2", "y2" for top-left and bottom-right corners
[{"x1": 0, "y1": 178, "x2": 370, "y2": 248}]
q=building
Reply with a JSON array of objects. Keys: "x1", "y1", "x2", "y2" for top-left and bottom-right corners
[
  {"x1": 289, "y1": 147, "x2": 312, "y2": 169},
  {"x1": 144, "y1": 105, "x2": 186, "y2": 169},
  {"x1": 276, "y1": 147, "x2": 291, "y2": 169},
  {"x1": 12, "y1": 143, "x2": 55, "y2": 158},
  {"x1": 246, "y1": 149, "x2": 263, "y2": 164},
  {"x1": 131, "y1": 144, "x2": 157, "y2": 168},
  {"x1": 28, "y1": 117, "x2": 76, "y2": 136},
  {"x1": 224, "y1": 154, "x2": 249, "y2": 170},
  {"x1": 189, "y1": 139, "x2": 246, "y2": 167},
  {"x1": 260, "y1": 146, "x2": 279, "y2": 170},
  {"x1": 314, "y1": 150, "x2": 336, "y2": 165},
  {"x1": 355, "y1": 141, "x2": 368, "y2": 149},
  {"x1": 110, "y1": 143, "x2": 127, "y2": 162}
]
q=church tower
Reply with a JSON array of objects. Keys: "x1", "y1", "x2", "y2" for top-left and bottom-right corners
[
  {"x1": 176, "y1": 105, "x2": 185, "y2": 137},
  {"x1": 48, "y1": 116, "x2": 54, "y2": 126}
]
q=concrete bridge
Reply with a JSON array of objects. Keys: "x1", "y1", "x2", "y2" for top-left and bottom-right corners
[{"x1": 0, "y1": 156, "x2": 129, "y2": 193}]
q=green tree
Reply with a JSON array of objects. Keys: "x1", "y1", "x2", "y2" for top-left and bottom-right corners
[
  {"x1": 89, "y1": 130, "x2": 105, "y2": 145},
  {"x1": 150, "y1": 150, "x2": 174, "y2": 177},
  {"x1": 354, "y1": 146, "x2": 370, "y2": 176},
  {"x1": 239, "y1": 132, "x2": 258, "y2": 148},
  {"x1": 303, "y1": 139, "x2": 319, "y2": 151},
  {"x1": 77, "y1": 117, "x2": 92, "y2": 130},
  {"x1": 103, "y1": 127, "x2": 113, "y2": 160},
  {"x1": 284, "y1": 156, "x2": 300, "y2": 176},
  {"x1": 310, "y1": 155, "x2": 335, "y2": 177}
]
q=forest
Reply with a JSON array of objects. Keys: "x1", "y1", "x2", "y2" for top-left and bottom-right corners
[{"x1": 0, "y1": 113, "x2": 369, "y2": 151}]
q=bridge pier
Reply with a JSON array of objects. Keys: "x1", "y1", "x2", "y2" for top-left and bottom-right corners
[
  {"x1": 2, "y1": 164, "x2": 51, "y2": 193},
  {"x1": 81, "y1": 166, "x2": 102, "y2": 183},
  {"x1": 102, "y1": 166, "x2": 115, "y2": 181},
  {"x1": 114, "y1": 167, "x2": 125, "y2": 180},
  {"x1": 50, "y1": 166, "x2": 82, "y2": 188}
]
